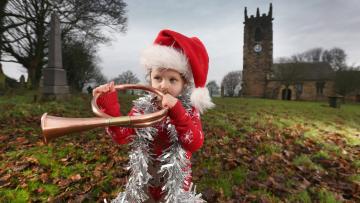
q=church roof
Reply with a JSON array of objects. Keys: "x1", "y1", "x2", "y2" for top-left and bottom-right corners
[{"x1": 271, "y1": 62, "x2": 334, "y2": 81}]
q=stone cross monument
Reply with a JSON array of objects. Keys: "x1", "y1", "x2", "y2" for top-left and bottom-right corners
[{"x1": 42, "y1": 12, "x2": 69, "y2": 100}]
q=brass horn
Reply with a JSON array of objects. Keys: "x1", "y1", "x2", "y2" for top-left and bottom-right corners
[{"x1": 41, "y1": 84, "x2": 168, "y2": 143}]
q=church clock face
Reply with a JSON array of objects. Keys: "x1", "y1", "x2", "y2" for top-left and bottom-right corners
[{"x1": 253, "y1": 44, "x2": 262, "y2": 53}]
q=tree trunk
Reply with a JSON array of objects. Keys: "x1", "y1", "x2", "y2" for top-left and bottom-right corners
[
  {"x1": 27, "y1": 65, "x2": 37, "y2": 89},
  {"x1": 27, "y1": 56, "x2": 42, "y2": 89}
]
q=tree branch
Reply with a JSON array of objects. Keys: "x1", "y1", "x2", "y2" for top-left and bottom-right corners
[{"x1": 0, "y1": 59, "x2": 19, "y2": 63}]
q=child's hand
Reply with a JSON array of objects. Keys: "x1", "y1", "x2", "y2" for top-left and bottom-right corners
[
  {"x1": 93, "y1": 81, "x2": 116, "y2": 96},
  {"x1": 161, "y1": 94, "x2": 178, "y2": 109}
]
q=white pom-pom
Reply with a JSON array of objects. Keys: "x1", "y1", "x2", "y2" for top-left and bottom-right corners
[{"x1": 190, "y1": 87, "x2": 215, "y2": 114}]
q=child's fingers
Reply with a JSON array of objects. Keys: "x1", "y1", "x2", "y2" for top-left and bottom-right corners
[
  {"x1": 93, "y1": 85, "x2": 104, "y2": 96},
  {"x1": 110, "y1": 81, "x2": 115, "y2": 92},
  {"x1": 93, "y1": 84, "x2": 110, "y2": 96},
  {"x1": 161, "y1": 94, "x2": 177, "y2": 108},
  {"x1": 161, "y1": 99, "x2": 167, "y2": 108},
  {"x1": 161, "y1": 95, "x2": 169, "y2": 108},
  {"x1": 99, "y1": 84, "x2": 108, "y2": 93}
]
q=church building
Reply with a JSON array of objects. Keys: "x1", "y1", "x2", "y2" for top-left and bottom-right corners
[{"x1": 241, "y1": 4, "x2": 337, "y2": 101}]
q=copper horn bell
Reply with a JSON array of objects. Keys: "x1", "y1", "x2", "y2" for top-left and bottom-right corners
[{"x1": 41, "y1": 84, "x2": 168, "y2": 143}]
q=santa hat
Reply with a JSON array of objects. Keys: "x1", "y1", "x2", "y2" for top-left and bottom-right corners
[{"x1": 140, "y1": 29, "x2": 214, "y2": 113}]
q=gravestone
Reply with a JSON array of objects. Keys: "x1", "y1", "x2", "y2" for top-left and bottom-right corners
[
  {"x1": 42, "y1": 12, "x2": 69, "y2": 100},
  {"x1": 19, "y1": 75, "x2": 26, "y2": 88}
]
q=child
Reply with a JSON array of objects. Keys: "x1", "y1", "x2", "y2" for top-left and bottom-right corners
[{"x1": 94, "y1": 29, "x2": 214, "y2": 203}]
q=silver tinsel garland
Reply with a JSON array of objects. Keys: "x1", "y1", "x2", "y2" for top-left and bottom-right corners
[{"x1": 111, "y1": 90, "x2": 205, "y2": 203}]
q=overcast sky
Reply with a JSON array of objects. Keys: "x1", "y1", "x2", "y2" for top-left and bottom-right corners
[{"x1": 3, "y1": 0, "x2": 360, "y2": 85}]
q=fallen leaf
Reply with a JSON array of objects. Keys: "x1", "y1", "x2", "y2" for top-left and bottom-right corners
[
  {"x1": 57, "y1": 179, "x2": 71, "y2": 187},
  {"x1": 0, "y1": 173, "x2": 11, "y2": 187},
  {"x1": 40, "y1": 173, "x2": 49, "y2": 183},
  {"x1": 93, "y1": 165, "x2": 103, "y2": 177},
  {"x1": 25, "y1": 156, "x2": 39, "y2": 164},
  {"x1": 0, "y1": 134, "x2": 9, "y2": 142},
  {"x1": 12, "y1": 162, "x2": 30, "y2": 172},
  {"x1": 16, "y1": 137, "x2": 29, "y2": 144},
  {"x1": 37, "y1": 187, "x2": 45, "y2": 193},
  {"x1": 70, "y1": 174, "x2": 81, "y2": 181}
]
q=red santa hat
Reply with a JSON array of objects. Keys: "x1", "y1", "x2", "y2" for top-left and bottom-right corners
[{"x1": 140, "y1": 29, "x2": 214, "y2": 113}]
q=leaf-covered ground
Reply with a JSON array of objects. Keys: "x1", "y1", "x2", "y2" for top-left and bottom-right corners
[{"x1": 0, "y1": 91, "x2": 359, "y2": 202}]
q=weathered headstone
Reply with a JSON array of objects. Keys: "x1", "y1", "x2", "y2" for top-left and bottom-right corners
[
  {"x1": 19, "y1": 75, "x2": 26, "y2": 88},
  {"x1": 42, "y1": 12, "x2": 69, "y2": 100}
]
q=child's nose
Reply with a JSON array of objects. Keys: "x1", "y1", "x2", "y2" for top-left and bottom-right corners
[{"x1": 160, "y1": 80, "x2": 169, "y2": 89}]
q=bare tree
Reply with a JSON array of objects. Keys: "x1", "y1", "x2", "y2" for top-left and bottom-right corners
[
  {"x1": 302, "y1": 47, "x2": 323, "y2": 62},
  {"x1": 279, "y1": 47, "x2": 347, "y2": 71},
  {"x1": 335, "y1": 67, "x2": 360, "y2": 97},
  {"x1": 206, "y1": 80, "x2": 219, "y2": 97},
  {"x1": 274, "y1": 57, "x2": 294, "y2": 63},
  {"x1": 322, "y1": 47, "x2": 347, "y2": 71},
  {"x1": 1, "y1": 0, "x2": 127, "y2": 89},
  {"x1": 0, "y1": 0, "x2": 8, "y2": 70},
  {"x1": 92, "y1": 68, "x2": 107, "y2": 86},
  {"x1": 221, "y1": 71, "x2": 242, "y2": 97},
  {"x1": 62, "y1": 39, "x2": 106, "y2": 91},
  {"x1": 112, "y1": 70, "x2": 139, "y2": 94},
  {"x1": 113, "y1": 70, "x2": 140, "y2": 85},
  {"x1": 287, "y1": 47, "x2": 322, "y2": 63}
]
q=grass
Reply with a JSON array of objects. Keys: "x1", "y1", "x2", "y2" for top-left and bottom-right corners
[
  {"x1": 255, "y1": 142, "x2": 282, "y2": 156},
  {"x1": 232, "y1": 166, "x2": 248, "y2": 185},
  {"x1": 316, "y1": 187, "x2": 341, "y2": 203},
  {"x1": 348, "y1": 174, "x2": 360, "y2": 183},
  {"x1": 288, "y1": 190, "x2": 312, "y2": 203},
  {"x1": 0, "y1": 189, "x2": 30, "y2": 202},
  {"x1": 256, "y1": 168, "x2": 268, "y2": 182},
  {"x1": 312, "y1": 150, "x2": 330, "y2": 160},
  {"x1": 353, "y1": 160, "x2": 360, "y2": 168},
  {"x1": 250, "y1": 189, "x2": 281, "y2": 202},
  {"x1": 293, "y1": 154, "x2": 324, "y2": 171},
  {"x1": 0, "y1": 91, "x2": 359, "y2": 202}
]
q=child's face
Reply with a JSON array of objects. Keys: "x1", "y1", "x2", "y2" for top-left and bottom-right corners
[{"x1": 150, "y1": 68, "x2": 185, "y2": 97}]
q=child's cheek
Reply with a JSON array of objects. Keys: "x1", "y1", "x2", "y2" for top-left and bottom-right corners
[{"x1": 150, "y1": 81, "x2": 158, "y2": 89}]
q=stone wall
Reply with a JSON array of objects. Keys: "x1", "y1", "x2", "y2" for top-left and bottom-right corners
[
  {"x1": 266, "y1": 80, "x2": 336, "y2": 101},
  {"x1": 298, "y1": 81, "x2": 335, "y2": 101}
]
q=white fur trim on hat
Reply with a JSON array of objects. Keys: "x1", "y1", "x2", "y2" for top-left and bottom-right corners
[
  {"x1": 190, "y1": 87, "x2": 215, "y2": 114},
  {"x1": 140, "y1": 45, "x2": 193, "y2": 80}
]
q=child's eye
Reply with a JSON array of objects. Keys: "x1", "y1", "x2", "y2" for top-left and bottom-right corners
[
  {"x1": 170, "y1": 78, "x2": 177, "y2": 83},
  {"x1": 153, "y1": 76, "x2": 161, "y2": 80}
]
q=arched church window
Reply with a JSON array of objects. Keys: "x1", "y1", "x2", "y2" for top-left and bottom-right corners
[
  {"x1": 316, "y1": 82, "x2": 325, "y2": 96},
  {"x1": 295, "y1": 83, "x2": 303, "y2": 94},
  {"x1": 255, "y1": 27, "x2": 263, "y2": 41}
]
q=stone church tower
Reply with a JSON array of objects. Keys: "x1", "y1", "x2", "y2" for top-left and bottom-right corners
[{"x1": 242, "y1": 4, "x2": 273, "y2": 97}]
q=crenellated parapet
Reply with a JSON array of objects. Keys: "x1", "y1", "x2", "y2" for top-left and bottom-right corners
[{"x1": 244, "y1": 3, "x2": 273, "y2": 24}]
